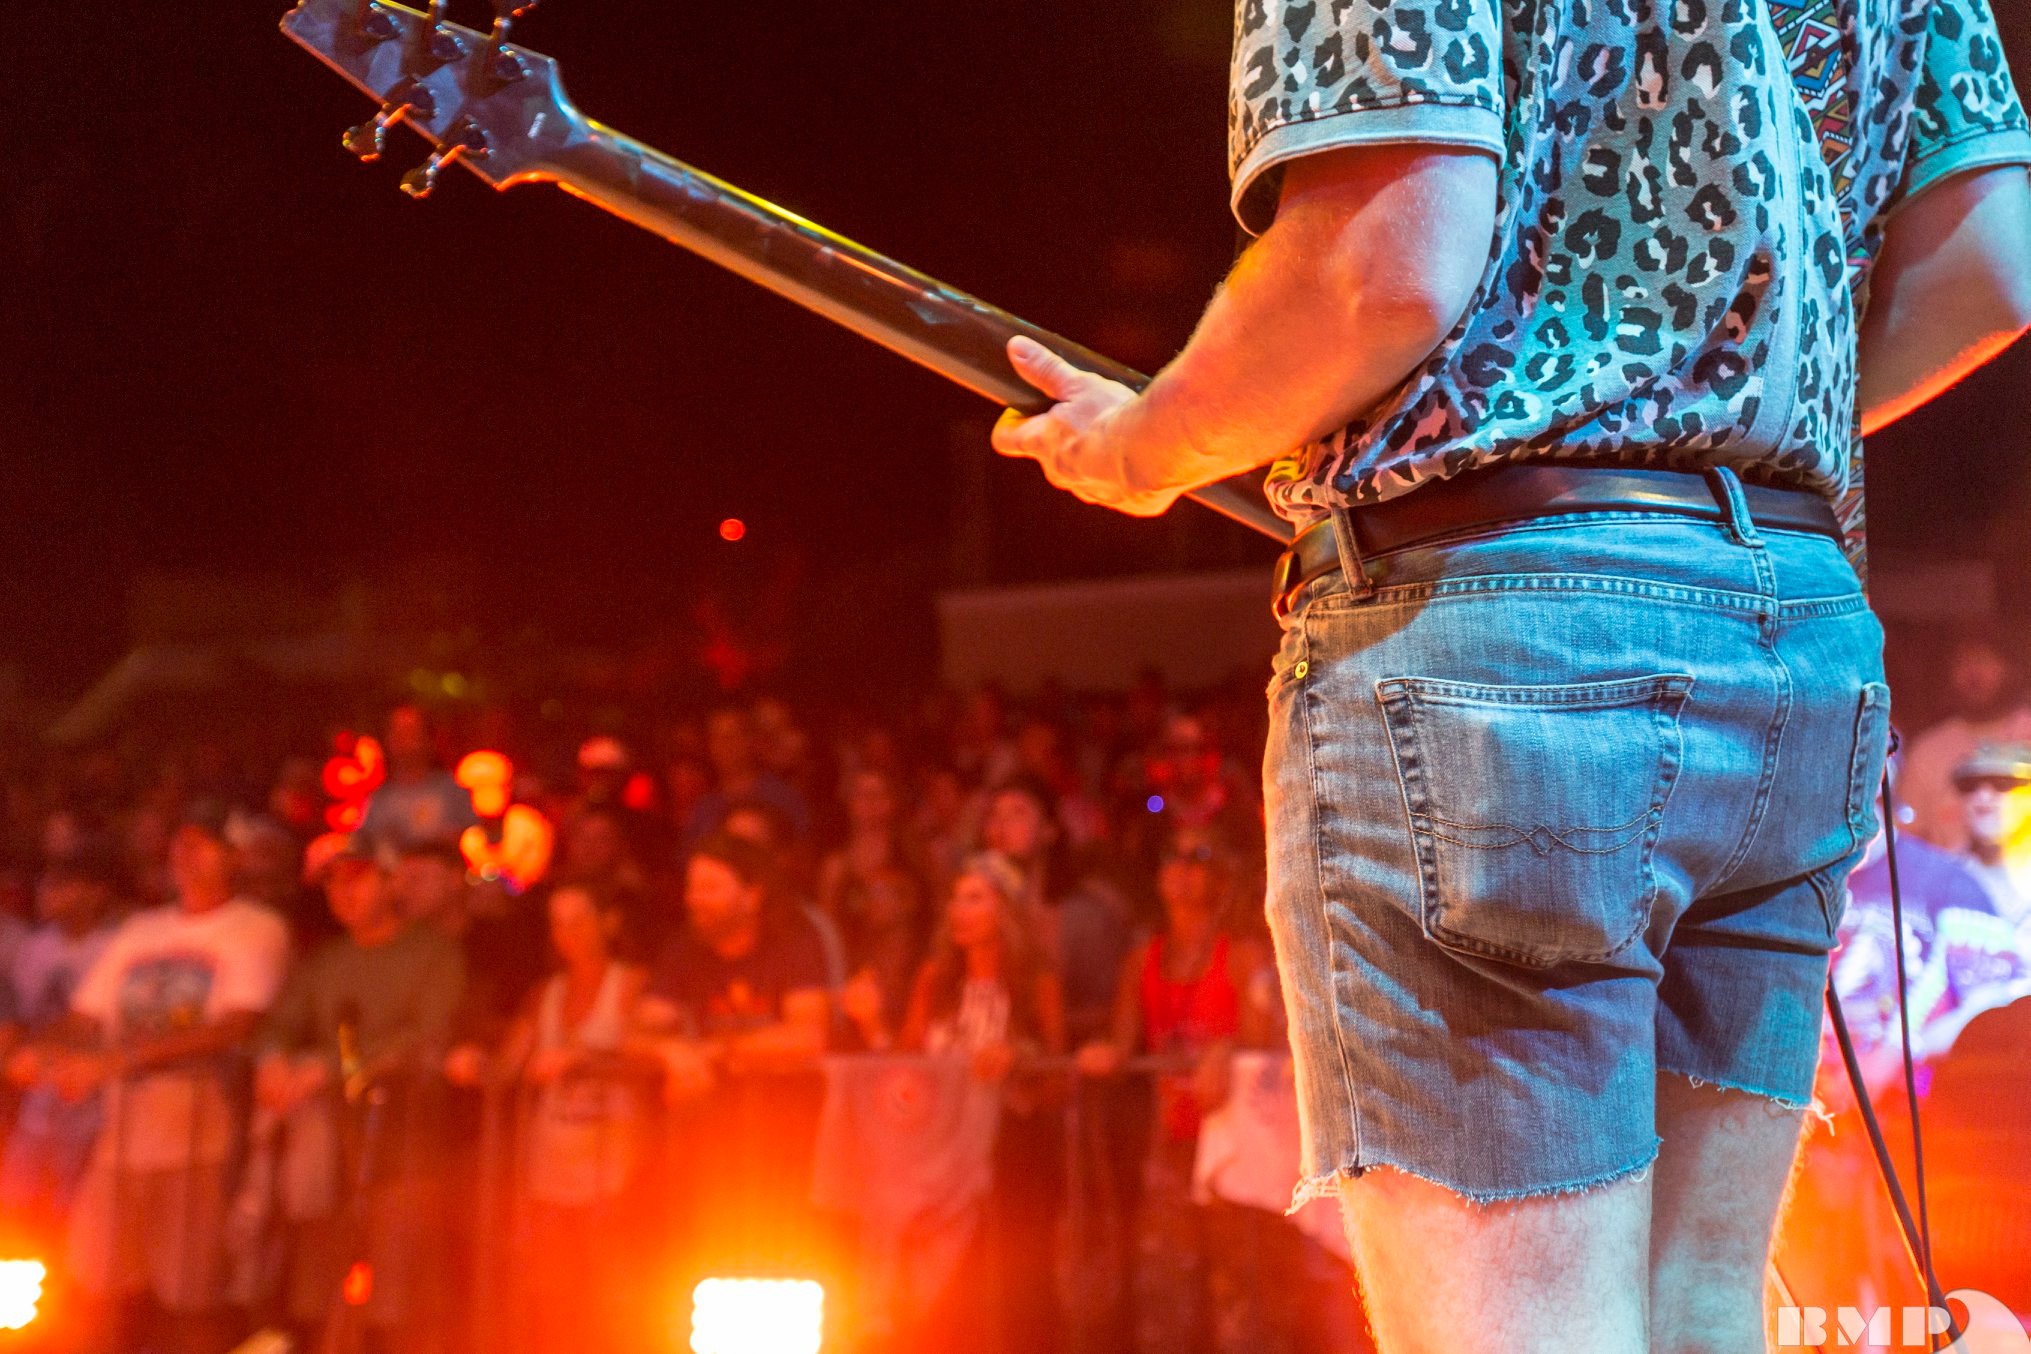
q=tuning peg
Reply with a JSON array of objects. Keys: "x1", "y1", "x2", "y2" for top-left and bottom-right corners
[
  {"x1": 341, "y1": 81, "x2": 435, "y2": 163},
  {"x1": 426, "y1": 25, "x2": 469, "y2": 64},
  {"x1": 341, "y1": 111, "x2": 396, "y2": 162},
  {"x1": 486, "y1": 0, "x2": 540, "y2": 47},
  {"x1": 483, "y1": 0, "x2": 541, "y2": 81},
  {"x1": 399, "y1": 120, "x2": 487, "y2": 199},
  {"x1": 355, "y1": 0, "x2": 399, "y2": 40}
]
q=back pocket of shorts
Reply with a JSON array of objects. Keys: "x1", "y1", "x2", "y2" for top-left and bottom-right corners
[
  {"x1": 1844, "y1": 683, "x2": 1893, "y2": 850},
  {"x1": 1377, "y1": 673, "x2": 1695, "y2": 969}
]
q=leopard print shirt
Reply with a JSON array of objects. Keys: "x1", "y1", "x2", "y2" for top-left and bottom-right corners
[{"x1": 1231, "y1": 0, "x2": 2031, "y2": 558}]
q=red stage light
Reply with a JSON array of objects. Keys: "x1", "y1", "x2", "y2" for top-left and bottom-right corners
[
  {"x1": 719, "y1": 518, "x2": 747, "y2": 542},
  {"x1": 342, "y1": 1260, "x2": 374, "y2": 1307}
]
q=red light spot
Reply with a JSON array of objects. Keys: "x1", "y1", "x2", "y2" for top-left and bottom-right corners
[
  {"x1": 621, "y1": 771, "x2": 658, "y2": 812},
  {"x1": 719, "y1": 518, "x2": 746, "y2": 542},
  {"x1": 342, "y1": 1261, "x2": 374, "y2": 1307}
]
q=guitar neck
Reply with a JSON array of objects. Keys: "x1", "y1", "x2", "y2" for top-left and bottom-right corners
[{"x1": 543, "y1": 122, "x2": 1290, "y2": 544}]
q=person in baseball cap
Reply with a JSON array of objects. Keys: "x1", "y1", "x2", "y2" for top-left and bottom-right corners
[{"x1": 1953, "y1": 743, "x2": 2031, "y2": 925}]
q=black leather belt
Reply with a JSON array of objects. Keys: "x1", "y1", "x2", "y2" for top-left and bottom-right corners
[{"x1": 1271, "y1": 463, "x2": 1842, "y2": 619}]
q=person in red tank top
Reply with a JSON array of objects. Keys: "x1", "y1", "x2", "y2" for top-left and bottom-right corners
[{"x1": 1076, "y1": 826, "x2": 1282, "y2": 1354}]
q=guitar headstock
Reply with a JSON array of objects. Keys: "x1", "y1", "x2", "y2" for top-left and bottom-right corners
[{"x1": 281, "y1": 0, "x2": 584, "y2": 197}]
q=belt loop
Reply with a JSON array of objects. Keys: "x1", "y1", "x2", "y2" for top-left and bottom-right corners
[
  {"x1": 1704, "y1": 466, "x2": 1762, "y2": 547},
  {"x1": 1328, "y1": 503, "x2": 1376, "y2": 600}
]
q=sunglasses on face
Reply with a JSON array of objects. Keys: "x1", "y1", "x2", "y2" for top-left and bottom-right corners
[{"x1": 1955, "y1": 775, "x2": 2031, "y2": 795}]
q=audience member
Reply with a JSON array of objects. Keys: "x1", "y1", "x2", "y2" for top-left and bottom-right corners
[
  {"x1": 45, "y1": 805, "x2": 290, "y2": 1354},
  {"x1": 1951, "y1": 743, "x2": 2031, "y2": 926},
  {"x1": 832, "y1": 866, "x2": 929, "y2": 1050},
  {"x1": 817, "y1": 770, "x2": 916, "y2": 917},
  {"x1": 818, "y1": 768, "x2": 930, "y2": 1036},
  {"x1": 911, "y1": 764, "x2": 972, "y2": 890},
  {"x1": 1901, "y1": 636, "x2": 2031, "y2": 851},
  {"x1": 1079, "y1": 826, "x2": 1281, "y2": 1354},
  {"x1": 230, "y1": 812, "x2": 325, "y2": 949},
  {"x1": 571, "y1": 736, "x2": 669, "y2": 874},
  {"x1": 359, "y1": 706, "x2": 479, "y2": 855},
  {"x1": 390, "y1": 839, "x2": 470, "y2": 937},
  {"x1": 981, "y1": 778, "x2": 1134, "y2": 1044},
  {"x1": 555, "y1": 804, "x2": 654, "y2": 952},
  {"x1": 898, "y1": 852, "x2": 1067, "y2": 1354},
  {"x1": 0, "y1": 850, "x2": 122, "y2": 1242},
  {"x1": 638, "y1": 833, "x2": 831, "y2": 1267},
  {"x1": 1781, "y1": 812, "x2": 2031, "y2": 1318},
  {"x1": 723, "y1": 799, "x2": 846, "y2": 989},
  {"x1": 248, "y1": 835, "x2": 466, "y2": 1350},
  {"x1": 485, "y1": 883, "x2": 654, "y2": 1354},
  {"x1": 685, "y1": 706, "x2": 811, "y2": 845}
]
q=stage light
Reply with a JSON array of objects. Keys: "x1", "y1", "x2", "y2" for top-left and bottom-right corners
[
  {"x1": 688, "y1": 1278, "x2": 822, "y2": 1354},
  {"x1": 719, "y1": 518, "x2": 747, "y2": 542},
  {"x1": 0, "y1": 1259, "x2": 46, "y2": 1331},
  {"x1": 1146, "y1": 795, "x2": 1165, "y2": 813}
]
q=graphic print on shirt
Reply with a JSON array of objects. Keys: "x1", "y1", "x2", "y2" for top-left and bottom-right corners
[{"x1": 115, "y1": 950, "x2": 217, "y2": 1035}]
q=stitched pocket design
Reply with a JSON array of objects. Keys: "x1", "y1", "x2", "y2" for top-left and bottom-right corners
[
  {"x1": 1843, "y1": 683, "x2": 1893, "y2": 851},
  {"x1": 1377, "y1": 673, "x2": 1695, "y2": 968}
]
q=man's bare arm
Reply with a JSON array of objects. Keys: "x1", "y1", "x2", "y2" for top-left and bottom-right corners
[
  {"x1": 993, "y1": 145, "x2": 1498, "y2": 512},
  {"x1": 1859, "y1": 165, "x2": 2031, "y2": 435},
  {"x1": 719, "y1": 987, "x2": 830, "y2": 1073}
]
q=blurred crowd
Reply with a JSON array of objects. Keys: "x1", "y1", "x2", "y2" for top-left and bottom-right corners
[
  {"x1": 2, "y1": 635, "x2": 2029, "y2": 1352},
  {"x1": 0, "y1": 673, "x2": 1367, "y2": 1354}
]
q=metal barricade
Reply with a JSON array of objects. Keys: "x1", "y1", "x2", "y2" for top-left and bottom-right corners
[{"x1": 466, "y1": 1058, "x2": 667, "y2": 1354}]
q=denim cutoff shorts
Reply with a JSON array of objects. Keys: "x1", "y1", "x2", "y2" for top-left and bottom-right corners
[{"x1": 1263, "y1": 471, "x2": 1890, "y2": 1205}]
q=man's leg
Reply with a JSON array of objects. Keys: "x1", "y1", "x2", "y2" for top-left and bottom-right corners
[
  {"x1": 1339, "y1": 1166, "x2": 1651, "y2": 1354},
  {"x1": 1648, "y1": 1074, "x2": 1807, "y2": 1354}
]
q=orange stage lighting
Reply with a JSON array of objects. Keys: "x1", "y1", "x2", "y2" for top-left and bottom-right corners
[
  {"x1": 455, "y1": 750, "x2": 514, "y2": 819},
  {"x1": 455, "y1": 751, "x2": 554, "y2": 889},
  {"x1": 688, "y1": 1278, "x2": 822, "y2": 1354},
  {"x1": 719, "y1": 518, "x2": 747, "y2": 542},
  {"x1": 323, "y1": 734, "x2": 386, "y2": 832},
  {"x1": 342, "y1": 1261, "x2": 374, "y2": 1308},
  {"x1": 0, "y1": 1260, "x2": 46, "y2": 1331}
]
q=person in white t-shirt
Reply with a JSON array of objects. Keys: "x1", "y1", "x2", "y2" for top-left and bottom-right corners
[{"x1": 17, "y1": 804, "x2": 289, "y2": 1352}]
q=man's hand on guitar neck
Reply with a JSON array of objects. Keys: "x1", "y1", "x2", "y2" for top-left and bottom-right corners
[
  {"x1": 993, "y1": 143, "x2": 1497, "y2": 517},
  {"x1": 990, "y1": 338, "x2": 1188, "y2": 516}
]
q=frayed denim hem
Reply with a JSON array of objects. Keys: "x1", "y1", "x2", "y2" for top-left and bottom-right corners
[
  {"x1": 1661, "y1": 1067, "x2": 1816, "y2": 1113},
  {"x1": 1286, "y1": 1138, "x2": 1661, "y2": 1211}
]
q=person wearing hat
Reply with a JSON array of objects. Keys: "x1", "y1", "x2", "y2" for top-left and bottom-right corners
[
  {"x1": 1953, "y1": 743, "x2": 2031, "y2": 928},
  {"x1": 246, "y1": 833, "x2": 465, "y2": 1350},
  {"x1": 36, "y1": 803, "x2": 290, "y2": 1352},
  {"x1": 1776, "y1": 747, "x2": 2031, "y2": 1311}
]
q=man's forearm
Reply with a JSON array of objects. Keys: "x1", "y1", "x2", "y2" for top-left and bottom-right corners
[{"x1": 1111, "y1": 147, "x2": 1497, "y2": 491}]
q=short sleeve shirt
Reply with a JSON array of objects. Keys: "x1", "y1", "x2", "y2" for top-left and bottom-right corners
[
  {"x1": 71, "y1": 899, "x2": 290, "y2": 1034},
  {"x1": 648, "y1": 911, "x2": 829, "y2": 1038},
  {"x1": 1229, "y1": 0, "x2": 2031, "y2": 552}
]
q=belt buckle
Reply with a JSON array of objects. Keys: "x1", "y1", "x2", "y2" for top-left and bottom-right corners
[{"x1": 1270, "y1": 548, "x2": 1299, "y2": 621}]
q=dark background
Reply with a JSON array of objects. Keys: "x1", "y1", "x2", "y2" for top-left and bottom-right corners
[{"x1": 5, "y1": 1, "x2": 2029, "y2": 705}]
